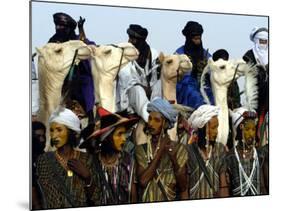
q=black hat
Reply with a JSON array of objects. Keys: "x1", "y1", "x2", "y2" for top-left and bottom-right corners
[
  {"x1": 53, "y1": 12, "x2": 77, "y2": 30},
  {"x1": 127, "y1": 24, "x2": 148, "y2": 40},
  {"x1": 182, "y1": 21, "x2": 204, "y2": 37},
  {"x1": 212, "y1": 49, "x2": 229, "y2": 61}
]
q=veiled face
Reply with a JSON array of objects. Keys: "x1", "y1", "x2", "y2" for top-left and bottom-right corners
[
  {"x1": 50, "y1": 122, "x2": 69, "y2": 148},
  {"x1": 191, "y1": 35, "x2": 202, "y2": 46},
  {"x1": 148, "y1": 112, "x2": 165, "y2": 136},
  {"x1": 112, "y1": 126, "x2": 127, "y2": 152},
  {"x1": 206, "y1": 116, "x2": 219, "y2": 142}
]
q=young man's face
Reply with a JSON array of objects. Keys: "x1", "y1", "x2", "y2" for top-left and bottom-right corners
[
  {"x1": 112, "y1": 126, "x2": 127, "y2": 152},
  {"x1": 206, "y1": 116, "x2": 219, "y2": 143},
  {"x1": 241, "y1": 119, "x2": 256, "y2": 146},
  {"x1": 148, "y1": 112, "x2": 165, "y2": 136},
  {"x1": 50, "y1": 122, "x2": 69, "y2": 148}
]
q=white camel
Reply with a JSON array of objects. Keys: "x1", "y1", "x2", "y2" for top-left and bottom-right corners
[
  {"x1": 200, "y1": 58, "x2": 258, "y2": 145},
  {"x1": 36, "y1": 40, "x2": 92, "y2": 150},
  {"x1": 89, "y1": 43, "x2": 139, "y2": 112}
]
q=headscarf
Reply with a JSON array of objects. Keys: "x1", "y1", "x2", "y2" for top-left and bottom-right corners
[
  {"x1": 147, "y1": 97, "x2": 178, "y2": 129},
  {"x1": 49, "y1": 107, "x2": 81, "y2": 133},
  {"x1": 188, "y1": 104, "x2": 220, "y2": 130},
  {"x1": 53, "y1": 12, "x2": 77, "y2": 30},
  {"x1": 230, "y1": 107, "x2": 257, "y2": 141},
  {"x1": 127, "y1": 24, "x2": 151, "y2": 69},
  {"x1": 250, "y1": 27, "x2": 268, "y2": 66}
]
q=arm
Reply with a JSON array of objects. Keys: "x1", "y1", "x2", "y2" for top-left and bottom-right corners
[
  {"x1": 219, "y1": 171, "x2": 230, "y2": 197},
  {"x1": 166, "y1": 142, "x2": 189, "y2": 199},
  {"x1": 136, "y1": 144, "x2": 166, "y2": 188}
]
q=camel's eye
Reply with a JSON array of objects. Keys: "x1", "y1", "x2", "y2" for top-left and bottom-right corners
[
  {"x1": 166, "y1": 59, "x2": 173, "y2": 65},
  {"x1": 104, "y1": 49, "x2": 112, "y2": 55},
  {"x1": 54, "y1": 48, "x2": 63, "y2": 54},
  {"x1": 220, "y1": 65, "x2": 226, "y2": 69}
]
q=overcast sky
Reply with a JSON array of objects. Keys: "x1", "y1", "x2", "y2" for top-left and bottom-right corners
[{"x1": 31, "y1": 1, "x2": 268, "y2": 58}]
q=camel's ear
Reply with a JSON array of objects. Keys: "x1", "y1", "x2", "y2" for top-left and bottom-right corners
[
  {"x1": 207, "y1": 58, "x2": 214, "y2": 65},
  {"x1": 36, "y1": 47, "x2": 43, "y2": 56},
  {"x1": 158, "y1": 52, "x2": 165, "y2": 64}
]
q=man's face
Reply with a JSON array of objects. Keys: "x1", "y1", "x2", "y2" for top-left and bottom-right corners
[
  {"x1": 148, "y1": 112, "x2": 165, "y2": 136},
  {"x1": 206, "y1": 116, "x2": 219, "y2": 143},
  {"x1": 55, "y1": 23, "x2": 71, "y2": 36},
  {"x1": 128, "y1": 37, "x2": 138, "y2": 47},
  {"x1": 191, "y1": 35, "x2": 202, "y2": 46},
  {"x1": 241, "y1": 119, "x2": 256, "y2": 146},
  {"x1": 50, "y1": 122, "x2": 69, "y2": 148},
  {"x1": 112, "y1": 126, "x2": 127, "y2": 152},
  {"x1": 34, "y1": 129, "x2": 46, "y2": 145}
]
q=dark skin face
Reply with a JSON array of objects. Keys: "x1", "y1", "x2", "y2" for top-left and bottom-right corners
[
  {"x1": 34, "y1": 129, "x2": 46, "y2": 144},
  {"x1": 206, "y1": 116, "x2": 219, "y2": 143},
  {"x1": 147, "y1": 112, "x2": 165, "y2": 136},
  {"x1": 191, "y1": 35, "x2": 202, "y2": 46},
  {"x1": 240, "y1": 119, "x2": 256, "y2": 147}
]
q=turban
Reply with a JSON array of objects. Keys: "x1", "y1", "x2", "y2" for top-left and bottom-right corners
[
  {"x1": 147, "y1": 97, "x2": 178, "y2": 129},
  {"x1": 127, "y1": 24, "x2": 148, "y2": 40},
  {"x1": 49, "y1": 107, "x2": 81, "y2": 133},
  {"x1": 250, "y1": 27, "x2": 268, "y2": 42},
  {"x1": 182, "y1": 21, "x2": 204, "y2": 37},
  {"x1": 188, "y1": 105, "x2": 220, "y2": 130},
  {"x1": 53, "y1": 12, "x2": 77, "y2": 30},
  {"x1": 230, "y1": 107, "x2": 257, "y2": 141}
]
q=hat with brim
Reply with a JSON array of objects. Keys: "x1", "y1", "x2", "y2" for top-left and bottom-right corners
[{"x1": 79, "y1": 107, "x2": 139, "y2": 148}]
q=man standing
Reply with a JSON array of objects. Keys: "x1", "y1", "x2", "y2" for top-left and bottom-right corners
[
  {"x1": 224, "y1": 108, "x2": 268, "y2": 196},
  {"x1": 135, "y1": 98, "x2": 188, "y2": 202},
  {"x1": 48, "y1": 12, "x2": 96, "y2": 122},
  {"x1": 187, "y1": 105, "x2": 229, "y2": 199},
  {"x1": 175, "y1": 21, "x2": 214, "y2": 108}
]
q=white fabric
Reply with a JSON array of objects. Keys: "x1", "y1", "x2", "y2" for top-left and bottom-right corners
[
  {"x1": 116, "y1": 47, "x2": 160, "y2": 122},
  {"x1": 32, "y1": 61, "x2": 39, "y2": 115},
  {"x1": 230, "y1": 107, "x2": 248, "y2": 131},
  {"x1": 188, "y1": 105, "x2": 220, "y2": 130},
  {"x1": 250, "y1": 27, "x2": 268, "y2": 66},
  {"x1": 49, "y1": 107, "x2": 81, "y2": 133}
]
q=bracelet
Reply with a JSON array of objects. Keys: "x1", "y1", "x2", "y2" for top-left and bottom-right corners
[{"x1": 85, "y1": 177, "x2": 93, "y2": 188}]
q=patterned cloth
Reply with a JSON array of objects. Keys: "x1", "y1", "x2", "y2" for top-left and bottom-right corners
[
  {"x1": 36, "y1": 151, "x2": 101, "y2": 209},
  {"x1": 97, "y1": 151, "x2": 134, "y2": 205},
  {"x1": 223, "y1": 146, "x2": 268, "y2": 196},
  {"x1": 186, "y1": 142, "x2": 226, "y2": 199},
  {"x1": 135, "y1": 141, "x2": 187, "y2": 202}
]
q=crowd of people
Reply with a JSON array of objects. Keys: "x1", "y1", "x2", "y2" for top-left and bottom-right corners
[{"x1": 31, "y1": 12, "x2": 269, "y2": 209}]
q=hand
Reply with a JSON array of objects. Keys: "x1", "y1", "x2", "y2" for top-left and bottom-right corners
[
  {"x1": 165, "y1": 140, "x2": 177, "y2": 160},
  {"x1": 77, "y1": 16, "x2": 85, "y2": 28},
  {"x1": 67, "y1": 159, "x2": 91, "y2": 181}
]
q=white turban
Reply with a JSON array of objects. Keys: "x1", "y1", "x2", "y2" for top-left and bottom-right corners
[
  {"x1": 49, "y1": 107, "x2": 81, "y2": 133},
  {"x1": 230, "y1": 107, "x2": 248, "y2": 131},
  {"x1": 188, "y1": 105, "x2": 220, "y2": 130},
  {"x1": 250, "y1": 27, "x2": 268, "y2": 66}
]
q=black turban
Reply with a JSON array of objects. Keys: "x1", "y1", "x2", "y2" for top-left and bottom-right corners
[
  {"x1": 182, "y1": 21, "x2": 204, "y2": 38},
  {"x1": 212, "y1": 49, "x2": 229, "y2": 61},
  {"x1": 53, "y1": 12, "x2": 77, "y2": 30},
  {"x1": 127, "y1": 24, "x2": 148, "y2": 40}
]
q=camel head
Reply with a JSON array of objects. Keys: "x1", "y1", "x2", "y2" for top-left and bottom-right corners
[
  {"x1": 207, "y1": 58, "x2": 247, "y2": 87},
  {"x1": 89, "y1": 42, "x2": 139, "y2": 111},
  {"x1": 89, "y1": 42, "x2": 139, "y2": 78},
  {"x1": 158, "y1": 52, "x2": 192, "y2": 84},
  {"x1": 36, "y1": 40, "x2": 92, "y2": 76}
]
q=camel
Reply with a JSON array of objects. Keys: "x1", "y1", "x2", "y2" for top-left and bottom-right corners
[
  {"x1": 200, "y1": 58, "x2": 258, "y2": 145},
  {"x1": 36, "y1": 40, "x2": 92, "y2": 150},
  {"x1": 89, "y1": 43, "x2": 139, "y2": 112}
]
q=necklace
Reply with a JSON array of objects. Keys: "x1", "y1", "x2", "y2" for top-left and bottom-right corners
[
  {"x1": 99, "y1": 153, "x2": 120, "y2": 169},
  {"x1": 55, "y1": 150, "x2": 79, "y2": 177}
]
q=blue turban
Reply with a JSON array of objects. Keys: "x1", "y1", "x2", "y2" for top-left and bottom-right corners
[{"x1": 147, "y1": 97, "x2": 178, "y2": 129}]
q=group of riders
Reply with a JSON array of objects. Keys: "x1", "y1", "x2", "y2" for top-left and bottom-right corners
[{"x1": 31, "y1": 12, "x2": 269, "y2": 209}]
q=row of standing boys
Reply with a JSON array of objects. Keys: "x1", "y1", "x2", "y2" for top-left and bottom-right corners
[{"x1": 31, "y1": 12, "x2": 269, "y2": 210}]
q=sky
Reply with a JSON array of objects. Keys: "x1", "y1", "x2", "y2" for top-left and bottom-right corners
[{"x1": 31, "y1": 1, "x2": 268, "y2": 58}]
